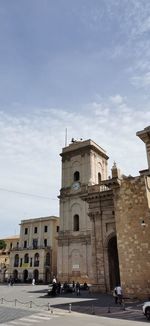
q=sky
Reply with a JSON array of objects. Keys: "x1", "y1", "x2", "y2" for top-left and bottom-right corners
[{"x1": 0, "y1": 0, "x2": 150, "y2": 237}]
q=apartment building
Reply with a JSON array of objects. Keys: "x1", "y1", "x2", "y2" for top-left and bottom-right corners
[
  {"x1": 8, "y1": 216, "x2": 59, "y2": 284},
  {"x1": 0, "y1": 235, "x2": 19, "y2": 282}
]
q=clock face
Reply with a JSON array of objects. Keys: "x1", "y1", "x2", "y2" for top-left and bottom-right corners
[{"x1": 72, "y1": 182, "x2": 80, "y2": 191}]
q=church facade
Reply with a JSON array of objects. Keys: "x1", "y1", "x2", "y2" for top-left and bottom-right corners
[{"x1": 57, "y1": 126, "x2": 150, "y2": 298}]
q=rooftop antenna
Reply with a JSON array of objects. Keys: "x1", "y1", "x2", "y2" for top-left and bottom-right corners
[{"x1": 65, "y1": 128, "x2": 68, "y2": 147}]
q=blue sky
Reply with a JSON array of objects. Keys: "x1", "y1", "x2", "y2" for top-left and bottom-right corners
[{"x1": 0, "y1": 0, "x2": 150, "y2": 237}]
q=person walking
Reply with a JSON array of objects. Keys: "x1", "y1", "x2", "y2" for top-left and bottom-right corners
[
  {"x1": 76, "y1": 282, "x2": 80, "y2": 296},
  {"x1": 32, "y1": 278, "x2": 35, "y2": 285},
  {"x1": 72, "y1": 280, "x2": 75, "y2": 293},
  {"x1": 114, "y1": 285, "x2": 123, "y2": 304},
  {"x1": 113, "y1": 286, "x2": 118, "y2": 304}
]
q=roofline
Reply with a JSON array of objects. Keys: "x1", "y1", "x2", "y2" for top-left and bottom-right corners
[
  {"x1": 60, "y1": 139, "x2": 109, "y2": 160},
  {"x1": 20, "y1": 215, "x2": 59, "y2": 224},
  {"x1": 0, "y1": 235, "x2": 20, "y2": 240}
]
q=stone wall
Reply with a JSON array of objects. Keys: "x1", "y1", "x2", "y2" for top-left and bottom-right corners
[{"x1": 114, "y1": 175, "x2": 150, "y2": 298}]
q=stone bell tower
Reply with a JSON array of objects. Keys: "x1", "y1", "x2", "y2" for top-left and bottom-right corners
[{"x1": 57, "y1": 139, "x2": 109, "y2": 283}]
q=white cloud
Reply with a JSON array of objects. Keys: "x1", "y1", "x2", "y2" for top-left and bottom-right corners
[
  {"x1": 0, "y1": 100, "x2": 149, "y2": 237},
  {"x1": 131, "y1": 72, "x2": 150, "y2": 88},
  {"x1": 1, "y1": 95, "x2": 150, "y2": 234},
  {"x1": 110, "y1": 94, "x2": 125, "y2": 105}
]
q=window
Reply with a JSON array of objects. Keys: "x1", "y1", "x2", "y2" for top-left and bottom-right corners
[
  {"x1": 44, "y1": 239, "x2": 47, "y2": 247},
  {"x1": 33, "y1": 239, "x2": 38, "y2": 249},
  {"x1": 98, "y1": 172, "x2": 101, "y2": 184},
  {"x1": 34, "y1": 227, "x2": 38, "y2": 234},
  {"x1": 56, "y1": 226, "x2": 59, "y2": 232},
  {"x1": 73, "y1": 214, "x2": 79, "y2": 231},
  {"x1": 14, "y1": 254, "x2": 19, "y2": 267},
  {"x1": 24, "y1": 253, "x2": 29, "y2": 264},
  {"x1": 44, "y1": 225, "x2": 48, "y2": 232},
  {"x1": 10, "y1": 242, "x2": 12, "y2": 250},
  {"x1": 16, "y1": 242, "x2": 19, "y2": 249},
  {"x1": 24, "y1": 241, "x2": 27, "y2": 248},
  {"x1": 25, "y1": 228, "x2": 28, "y2": 235},
  {"x1": 34, "y1": 253, "x2": 39, "y2": 267},
  {"x1": 46, "y1": 253, "x2": 50, "y2": 266},
  {"x1": 20, "y1": 258, "x2": 22, "y2": 267},
  {"x1": 74, "y1": 171, "x2": 80, "y2": 181},
  {"x1": 30, "y1": 257, "x2": 32, "y2": 267}
]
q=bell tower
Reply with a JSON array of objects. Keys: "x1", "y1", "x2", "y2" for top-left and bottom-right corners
[{"x1": 57, "y1": 139, "x2": 109, "y2": 283}]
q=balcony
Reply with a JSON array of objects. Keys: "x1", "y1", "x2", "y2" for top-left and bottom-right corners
[{"x1": 10, "y1": 245, "x2": 51, "y2": 251}]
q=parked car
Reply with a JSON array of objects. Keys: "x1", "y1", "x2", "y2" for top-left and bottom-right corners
[{"x1": 142, "y1": 301, "x2": 150, "y2": 320}]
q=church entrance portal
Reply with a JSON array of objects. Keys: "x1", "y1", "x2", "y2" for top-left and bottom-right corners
[{"x1": 108, "y1": 236, "x2": 120, "y2": 290}]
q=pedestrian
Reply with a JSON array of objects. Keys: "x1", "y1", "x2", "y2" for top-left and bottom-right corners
[
  {"x1": 52, "y1": 281, "x2": 57, "y2": 296},
  {"x1": 52, "y1": 275, "x2": 56, "y2": 283},
  {"x1": 114, "y1": 285, "x2": 123, "y2": 304},
  {"x1": 113, "y1": 286, "x2": 118, "y2": 304},
  {"x1": 32, "y1": 278, "x2": 35, "y2": 285},
  {"x1": 72, "y1": 280, "x2": 75, "y2": 292},
  {"x1": 57, "y1": 281, "x2": 61, "y2": 294},
  {"x1": 76, "y1": 282, "x2": 80, "y2": 296}
]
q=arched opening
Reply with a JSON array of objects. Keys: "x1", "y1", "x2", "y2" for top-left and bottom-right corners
[
  {"x1": 108, "y1": 236, "x2": 120, "y2": 290},
  {"x1": 73, "y1": 214, "x2": 79, "y2": 231},
  {"x1": 45, "y1": 268, "x2": 50, "y2": 284},
  {"x1": 74, "y1": 171, "x2": 80, "y2": 181},
  {"x1": 14, "y1": 254, "x2": 19, "y2": 267},
  {"x1": 23, "y1": 269, "x2": 28, "y2": 282},
  {"x1": 98, "y1": 172, "x2": 101, "y2": 184},
  {"x1": 33, "y1": 269, "x2": 39, "y2": 283},
  {"x1": 13, "y1": 269, "x2": 18, "y2": 282}
]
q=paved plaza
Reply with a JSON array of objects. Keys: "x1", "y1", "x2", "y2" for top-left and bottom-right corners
[{"x1": 0, "y1": 284, "x2": 147, "y2": 325}]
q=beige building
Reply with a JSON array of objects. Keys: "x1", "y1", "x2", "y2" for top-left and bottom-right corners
[
  {"x1": 57, "y1": 127, "x2": 150, "y2": 298},
  {"x1": 0, "y1": 235, "x2": 19, "y2": 282},
  {"x1": 9, "y1": 216, "x2": 59, "y2": 283}
]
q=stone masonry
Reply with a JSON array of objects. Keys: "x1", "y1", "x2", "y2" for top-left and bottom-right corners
[{"x1": 113, "y1": 174, "x2": 150, "y2": 299}]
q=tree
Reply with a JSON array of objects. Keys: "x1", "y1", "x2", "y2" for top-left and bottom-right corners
[{"x1": 0, "y1": 240, "x2": 6, "y2": 250}]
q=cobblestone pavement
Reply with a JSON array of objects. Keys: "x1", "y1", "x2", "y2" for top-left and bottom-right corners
[{"x1": 0, "y1": 284, "x2": 147, "y2": 323}]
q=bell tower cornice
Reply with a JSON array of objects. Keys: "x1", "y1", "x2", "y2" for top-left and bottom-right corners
[{"x1": 60, "y1": 139, "x2": 109, "y2": 161}]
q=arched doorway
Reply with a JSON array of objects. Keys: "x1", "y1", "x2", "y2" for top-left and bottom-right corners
[
  {"x1": 33, "y1": 269, "x2": 39, "y2": 283},
  {"x1": 45, "y1": 268, "x2": 50, "y2": 284},
  {"x1": 23, "y1": 269, "x2": 28, "y2": 282},
  {"x1": 13, "y1": 269, "x2": 18, "y2": 282},
  {"x1": 108, "y1": 236, "x2": 120, "y2": 290}
]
